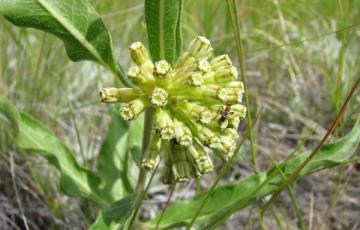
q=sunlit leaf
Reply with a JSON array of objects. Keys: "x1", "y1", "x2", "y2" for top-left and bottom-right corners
[{"x1": 0, "y1": 0, "x2": 121, "y2": 74}]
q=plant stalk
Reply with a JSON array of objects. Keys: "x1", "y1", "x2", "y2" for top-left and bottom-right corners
[
  {"x1": 227, "y1": 0, "x2": 257, "y2": 172},
  {"x1": 129, "y1": 107, "x2": 155, "y2": 228}
]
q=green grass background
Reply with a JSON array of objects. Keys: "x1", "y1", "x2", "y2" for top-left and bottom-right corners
[{"x1": 0, "y1": 0, "x2": 359, "y2": 229}]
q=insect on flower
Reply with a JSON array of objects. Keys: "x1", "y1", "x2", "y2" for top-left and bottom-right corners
[{"x1": 218, "y1": 103, "x2": 234, "y2": 122}]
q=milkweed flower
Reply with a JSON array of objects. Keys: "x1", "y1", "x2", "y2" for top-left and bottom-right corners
[{"x1": 100, "y1": 36, "x2": 246, "y2": 184}]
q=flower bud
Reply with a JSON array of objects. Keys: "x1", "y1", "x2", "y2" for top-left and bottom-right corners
[
  {"x1": 231, "y1": 104, "x2": 247, "y2": 118},
  {"x1": 155, "y1": 109, "x2": 175, "y2": 140},
  {"x1": 223, "y1": 128, "x2": 239, "y2": 140},
  {"x1": 196, "y1": 58, "x2": 211, "y2": 73},
  {"x1": 162, "y1": 143, "x2": 175, "y2": 184},
  {"x1": 215, "y1": 135, "x2": 236, "y2": 160},
  {"x1": 119, "y1": 98, "x2": 148, "y2": 121},
  {"x1": 187, "y1": 141, "x2": 213, "y2": 175},
  {"x1": 162, "y1": 166, "x2": 175, "y2": 184},
  {"x1": 154, "y1": 60, "x2": 171, "y2": 78},
  {"x1": 188, "y1": 72, "x2": 204, "y2": 87},
  {"x1": 149, "y1": 87, "x2": 168, "y2": 107},
  {"x1": 195, "y1": 124, "x2": 220, "y2": 149},
  {"x1": 220, "y1": 135, "x2": 236, "y2": 153},
  {"x1": 127, "y1": 65, "x2": 141, "y2": 83},
  {"x1": 174, "y1": 120, "x2": 193, "y2": 146},
  {"x1": 99, "y1": 88, "x2": 141, "y2": 103},
  {"x1": 210, "y1": 54, "x2": 232, "y2": 70},
  {"x1": 188, "y1": 36, "x2": 213, "y2": 58},
  {"x1": 129, "y1": 42, "x2": 149, "y2": 65},
  {"x1": 127, "y1": 65, "x2": 155, "y2": 89},
  {"x1": 141, "y1": 133, "x2": 161, "y2": 170},
  {"x1": 175, "y1": 52, "x2": 197, "y2": 69},
  {"x1": 172, "y1": 144, "x2": 194, "y2": 182},
  {"x1": 177, "y1": 101, "x2": 215, "y2": 125},
  {"x1": 217, "y1": 87, "x2": 243, "y2": 103},
  {"x1": 222, "y1": 81, "x2": 244, "y2": 90},
  {"x1": 228, "y1": 114, "x2": 240, "y2": 129},
  {"x1": 214, "y1": 66, "x2": 238, "y2": 83}
]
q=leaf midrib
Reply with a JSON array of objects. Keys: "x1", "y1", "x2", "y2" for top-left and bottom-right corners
[
  {"x1": 37, "y1": 0, "x2": 108, "y2": 68},
  {"x1": 158, "y1": 0, "x2": 165, "y2": 59}
]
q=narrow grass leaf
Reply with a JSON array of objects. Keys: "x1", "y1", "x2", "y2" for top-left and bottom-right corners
[{"x1": 146, "y1": 123, "x2": 360, "y2": 229}]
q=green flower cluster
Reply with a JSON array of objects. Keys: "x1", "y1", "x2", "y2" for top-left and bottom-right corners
[{"x1": 100, "y1": 36, "x2": 246, "y2": 184}]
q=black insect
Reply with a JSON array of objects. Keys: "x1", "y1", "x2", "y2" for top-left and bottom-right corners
[{"x1": 218, "y1": 103, "x2": 234, "y2": 122}]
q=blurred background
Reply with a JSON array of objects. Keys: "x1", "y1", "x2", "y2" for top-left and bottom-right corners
[{"x1": 0, "y1": 0, "x2": 359, "y2": 229}]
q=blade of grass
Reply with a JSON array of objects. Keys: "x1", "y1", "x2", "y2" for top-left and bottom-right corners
[
  {"x1": 335, "y1": 0, "x2": 350, "y2": 129},
  {"x1": 247, "y1": 23, "x2": 360, "y2": 53},
  {"x1": 226, "y1": 0, "x2": 257, "y2": 172},
  {"x1": 261, "y1": 75, "x2": 360, "y2": 215},
  {"x1": 269, "y1": 206, "x2": 284, "y2": 230},
  {"x1": 155, "y1": 184, "x2": 176, "y2": 230},
  {"x1": 257, "y1": 145, "x2": 305, "y2": 230}
]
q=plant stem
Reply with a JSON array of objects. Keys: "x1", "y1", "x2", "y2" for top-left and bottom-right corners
[
  {"x1": 128, "y1": 108, "x2": 155, "y2": 228},
  {"x1": 155, "y1": 185, "x2": 176, "y2": 230},
  {"x1": 128, "y1": 161, "x2": 159, "y2": 229},
  {"x1": 227, "y1": 0, "x2": 257, "y2": 172}
]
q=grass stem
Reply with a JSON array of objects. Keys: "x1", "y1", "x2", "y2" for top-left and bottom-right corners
[{"x1": 227, "y1": 0, "x2": 257, "y2": 172}]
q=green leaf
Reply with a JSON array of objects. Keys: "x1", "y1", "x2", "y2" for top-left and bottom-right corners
[
  {"x1": 0, "y1": 0, "x2": 119, "y2": 74},
  {"x1": 147, "y1": 123, "x2": 360, "y2": 229},
  {"x1": 145, "y1": 0, "x2": 183, "y2": 64},
  {"x1": 97, "y1": 107, "x2": 133, "y2": 201},
  {"x1": 89, "y1": 194, "x2": 136, "y2": 230},
  {"x1": 0, "y1": 97, "x2": 111, "y2": 207}
]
